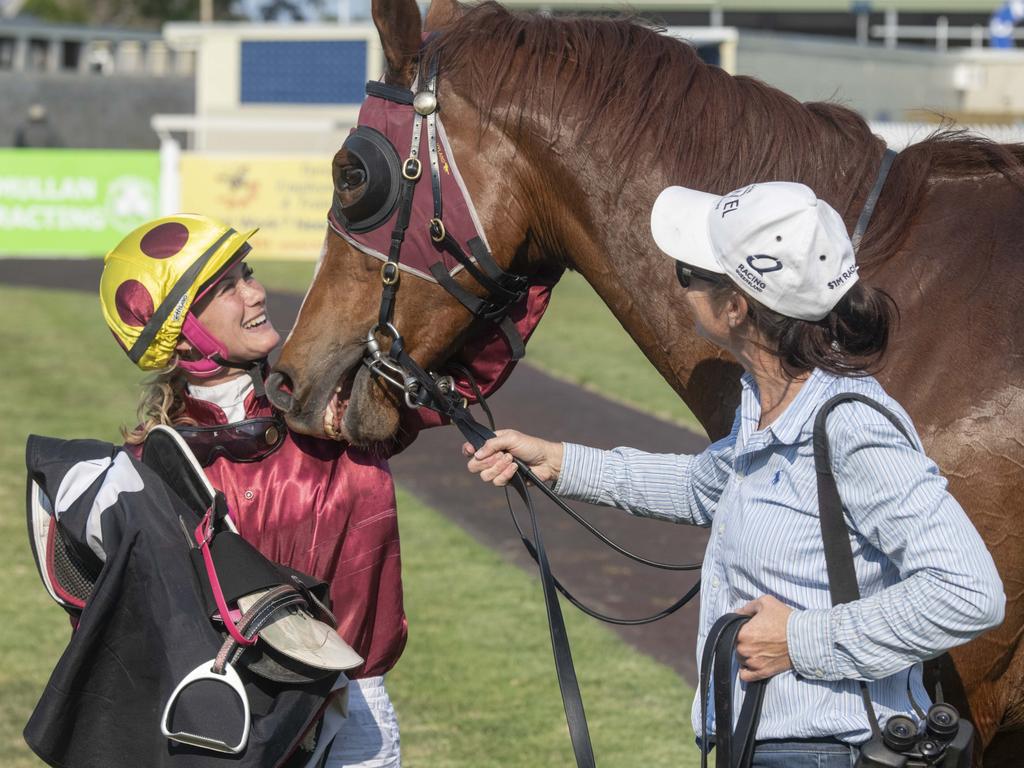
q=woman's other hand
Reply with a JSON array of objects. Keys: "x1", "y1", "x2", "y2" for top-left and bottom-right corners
[
  {"x1": 463, "y1": 430, "x2": 563, "y2": 487},
  {"x1": 735, "y1": 595, "x2": 794, "y2": 682}
]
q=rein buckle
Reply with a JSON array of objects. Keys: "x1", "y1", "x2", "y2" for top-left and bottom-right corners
[
  {"x1": 381, "y1": 262, "x2": 400, "y2": 286},
  {"x1": 402, "y1": 157, "x2": 422, "y2": 181},
  {"x1": 429, "y1": 218, "x2": 446, "y2": 243}
]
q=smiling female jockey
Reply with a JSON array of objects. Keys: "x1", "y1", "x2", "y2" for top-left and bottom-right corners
[{"x1": 99, "y1": 214, "x2": 431, "y2": 767}]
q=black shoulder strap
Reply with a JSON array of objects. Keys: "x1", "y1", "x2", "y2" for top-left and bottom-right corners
[
  {"x1": 813, "y1": 392, "x2": 912, "y2": 606},
  {"x1": 813, "y1": 392, "x2": 913, "y2": 738}
]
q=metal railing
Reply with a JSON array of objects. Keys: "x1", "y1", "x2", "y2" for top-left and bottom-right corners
[
  {"x1": 869, "y1": 13, "x2": 1021, "y2": 52},
  {"x1": 869, "y1": 120, "x2": 1024, "y2": 149}
]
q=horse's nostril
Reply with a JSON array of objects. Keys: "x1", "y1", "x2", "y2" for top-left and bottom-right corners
[{"x1": 265, "y1": 370, "x2": 295, "y2": 413}]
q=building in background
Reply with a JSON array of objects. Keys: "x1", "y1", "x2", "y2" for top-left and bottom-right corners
[
  {"x1": 510, "y1": 0, "x2": 1013, "y2": 50},
  {"x1": 157, "y1": 19, "x2": 735, "y2": 153},
  {"x1": 2, "y1": 0, "x2": 1022, "y2": 259},
  {"x1": 159, "y1": 20, "x2": 381, "y2": 153},
  {"x1": 232, "y1": 0, "x2": 373, "y2": 22},
  {"x1": 0, "y1": 16, "x2": 193, "y2": 75},
  {"x1": 0, "y1": 17, "x2": 195, "y2": 149}
]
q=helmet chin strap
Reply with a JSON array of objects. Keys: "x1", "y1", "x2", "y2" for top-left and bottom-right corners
[
  {"x1": 210, "y1": 355, "x2": 268, "y2": 398},
  {"x1": 180, "y1": 314, "x2": 267, "y2": 397}
]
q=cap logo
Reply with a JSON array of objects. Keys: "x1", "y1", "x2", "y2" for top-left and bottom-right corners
[
  {"x1": 734, "y1": 262, "x2": 767, "y2": 293},
  {"x1": 715, "y1": 185, "x2": 757, "y2": 217},
  {"x1": 746, "y1": 254, "x2": 783, "y2": 276},
  {"x1": 827, "y1": 264, "x2": 858, "y2": 290}
]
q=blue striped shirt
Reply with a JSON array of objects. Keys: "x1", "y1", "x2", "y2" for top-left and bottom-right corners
[{"x1": 554, "y1": 368, "x2": 1004, "y2": 743}]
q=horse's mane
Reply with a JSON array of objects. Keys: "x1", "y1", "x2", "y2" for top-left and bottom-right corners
[{"x1": 429, "y1": 2, "x2": 1024, "y2": 266}]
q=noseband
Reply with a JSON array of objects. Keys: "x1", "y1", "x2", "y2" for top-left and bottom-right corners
[{"x1": 327, "y1": 51, "x2": 529, "y2": 410}]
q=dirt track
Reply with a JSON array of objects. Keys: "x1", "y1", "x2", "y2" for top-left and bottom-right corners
[{"x1": 1, "y1": 257, "x2": 710, "y2": 685}]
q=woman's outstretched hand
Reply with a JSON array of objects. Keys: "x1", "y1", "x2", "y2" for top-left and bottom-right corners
[{"x1": 463, "y1": 429, "x2": 563, "y2": 488}]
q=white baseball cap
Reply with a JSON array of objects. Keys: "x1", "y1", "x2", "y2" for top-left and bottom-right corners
[{"x1": 650, "y1": 181, "x2": 859, "y2": 321}]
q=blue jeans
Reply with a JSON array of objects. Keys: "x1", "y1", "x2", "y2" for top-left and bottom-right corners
[{"x1": 752, "y1": 740, "x2": 858, "y2": 768}]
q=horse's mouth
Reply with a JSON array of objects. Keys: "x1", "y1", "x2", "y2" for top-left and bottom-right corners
[{"x1": 323, "y1": 374, "x2": 354, "y2": 441}]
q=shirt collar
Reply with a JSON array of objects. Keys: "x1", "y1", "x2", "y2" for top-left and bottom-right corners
[
  {"x1": 738, "y1": 368, "x2": 837, "y2": 450},
  {"x1": 187, "y1": 374, "x2": 253, "y2": 407},
  {"x1": 181, "y1": 377, "x2": 271, "y2": 425}
]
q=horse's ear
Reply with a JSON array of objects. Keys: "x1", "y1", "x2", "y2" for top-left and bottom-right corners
[
  {"x1": 425, "y1": 0, "x2": 462, "y2": 31},
  {"x1": 372, "y1": 0, "x2": 422, "y2": 86}
]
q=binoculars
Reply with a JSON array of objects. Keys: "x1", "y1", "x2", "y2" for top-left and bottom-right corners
[{"x1": 856, "y1": 703, "x2": 973, "y2": 767}]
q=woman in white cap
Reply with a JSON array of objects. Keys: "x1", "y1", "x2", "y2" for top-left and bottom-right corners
[
  {"x1": 464, "y1": 182, "x2": 1004, "y2": 766},
  {"x1": 100, "y1": 214, "x2": 431, "y2": 767}
]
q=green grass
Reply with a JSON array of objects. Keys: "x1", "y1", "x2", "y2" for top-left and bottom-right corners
[
  {"x1": 0, "y1": 284, "x2": 699, "y2": 767},
  {"x1": 253, "y1": 260, "x2": 703, "y2": 435}
]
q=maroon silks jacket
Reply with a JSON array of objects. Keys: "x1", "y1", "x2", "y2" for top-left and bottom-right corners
[{"x1": 177, "y1": 390, "x2": 431, "y2": 680}]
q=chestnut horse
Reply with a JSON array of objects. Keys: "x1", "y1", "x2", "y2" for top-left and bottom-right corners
[{"x1": 268, "y1": 0, "x2": 1024, "y2": 761}]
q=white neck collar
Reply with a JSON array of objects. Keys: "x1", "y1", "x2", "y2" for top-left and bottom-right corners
[{"x1": 187, "y1": 375, "x2": 254, "y2": 422}]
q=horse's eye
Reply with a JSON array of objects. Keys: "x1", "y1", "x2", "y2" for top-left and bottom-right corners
[{"x1": 340, "y1": 167, "x2": 366, "y2": 190}]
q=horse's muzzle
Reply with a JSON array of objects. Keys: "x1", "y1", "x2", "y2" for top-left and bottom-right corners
[{"x1": 265, "y1": 370, "x2": 295, "y2": 413}]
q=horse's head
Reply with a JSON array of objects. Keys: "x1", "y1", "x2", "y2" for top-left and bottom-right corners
[{"x1": 267, "y1": 0, "x2": 551, "y2": 444}]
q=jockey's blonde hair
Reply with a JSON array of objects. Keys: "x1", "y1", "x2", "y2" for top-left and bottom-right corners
[{"x1": 121, "y1": 362, "x2": 197, "y2": 445}]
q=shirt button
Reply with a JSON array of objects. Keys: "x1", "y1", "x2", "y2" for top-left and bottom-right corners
[
  {"x1": 719, "y1": 524, "x2": 726, "y2": 535},
  {"x1": 243, "y1": 489, "x2": 255, "y2": 500},
  {"x1": 711, "y1": 578, "x2": 720, "y2": 588},
  {"x1": 815, "y1": 669, "x2": 825, "y2": 678}
]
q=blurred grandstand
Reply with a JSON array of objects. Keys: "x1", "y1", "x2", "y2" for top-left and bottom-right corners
[{"x1": 1, "y1": 0, "x2": 1022, "y2": 258}]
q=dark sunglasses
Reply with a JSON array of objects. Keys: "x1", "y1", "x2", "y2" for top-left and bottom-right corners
[
  {"x1": 175, "y1": 416, "x2": 286, "y2": 467},
  {"x1": 675, "y1": 260, "x2": 725, "y2": 289}
]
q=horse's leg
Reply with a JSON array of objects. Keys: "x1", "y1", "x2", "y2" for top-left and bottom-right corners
[{"x1": 921, "y1": 530, "x2": 1022, "y2": 766}]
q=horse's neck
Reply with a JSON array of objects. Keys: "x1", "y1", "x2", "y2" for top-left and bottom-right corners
[
  {"x1": 555, "y1": 228, "x2": 743, "y2": 439},
  {"x1": 531, "y1": 86, "x2": 882, "y2": 438}
]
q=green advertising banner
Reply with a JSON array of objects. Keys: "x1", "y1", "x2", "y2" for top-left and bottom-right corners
[{"x1": 0, "y1": 149, "x2": 160, "y2": 257}]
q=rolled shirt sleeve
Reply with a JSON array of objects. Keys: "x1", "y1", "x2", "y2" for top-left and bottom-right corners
[
  {"x1": 553, "y1": 410, "x2": 739, "y2": 527},
  {"x1": 788, "y1": 407, "x2": 1005, "y2": 681}
]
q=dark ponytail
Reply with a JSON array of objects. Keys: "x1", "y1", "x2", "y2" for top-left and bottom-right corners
[{"x1": 713, "y1": 282, "x2": 898, "y2": 378}]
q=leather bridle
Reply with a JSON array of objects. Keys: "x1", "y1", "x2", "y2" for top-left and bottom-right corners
[{"x1": 327, "y1": 51, "x2": 530, "y2": 411}]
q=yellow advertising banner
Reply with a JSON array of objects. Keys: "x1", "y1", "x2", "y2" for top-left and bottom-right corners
[{"x1": 180, "y1": 153, "x2": 333, "y2": 260}]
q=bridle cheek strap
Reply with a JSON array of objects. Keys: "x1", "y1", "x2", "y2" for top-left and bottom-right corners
[{"x1": 327, "y1": 58, "x2": 530, "y2": 374}]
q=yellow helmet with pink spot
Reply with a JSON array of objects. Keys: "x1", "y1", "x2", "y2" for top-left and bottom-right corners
[{"x1": 99, "y1": 214, "x2": 257, "y2": 375}]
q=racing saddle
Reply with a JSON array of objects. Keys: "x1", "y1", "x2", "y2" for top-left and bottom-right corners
[{"x1": 25, "y1": 426, "x2": 361, "y2": 767}]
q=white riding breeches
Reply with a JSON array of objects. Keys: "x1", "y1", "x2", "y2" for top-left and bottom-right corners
[{"x1": 322, "y1": 676, "x2": 401, "y2": 768}]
